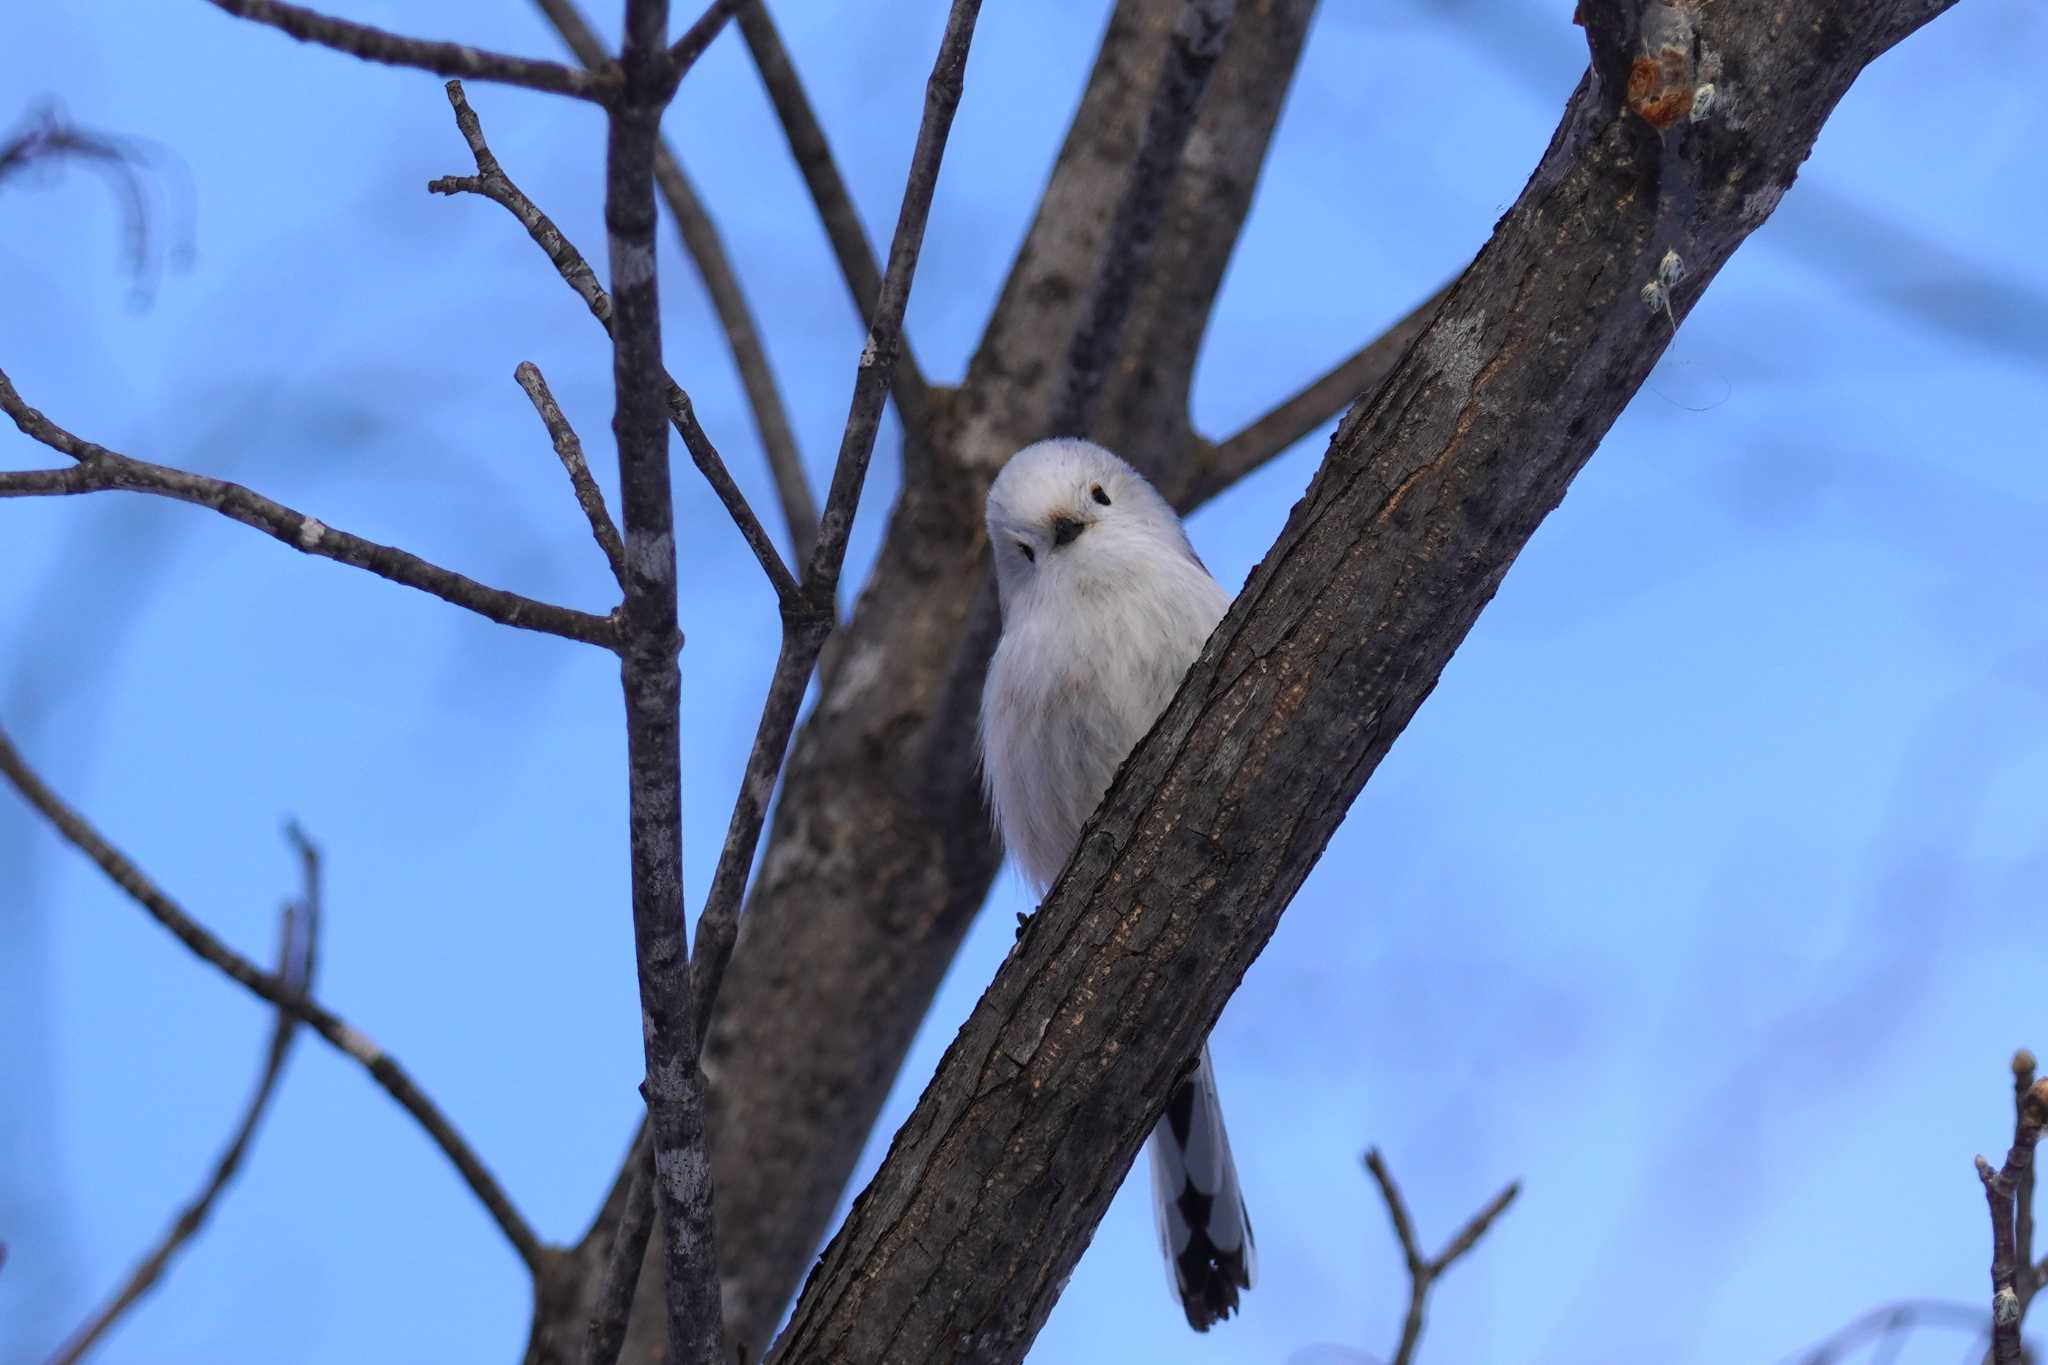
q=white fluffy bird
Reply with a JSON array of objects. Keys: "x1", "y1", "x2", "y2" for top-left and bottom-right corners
[{"x1": 978, "y1": 436, "x2": 1255, "y2": 1330}]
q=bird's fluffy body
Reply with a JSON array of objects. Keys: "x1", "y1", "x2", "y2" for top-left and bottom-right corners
[{"x1": 978, "y1": 437, "x2": 1254, "y2": 1330}]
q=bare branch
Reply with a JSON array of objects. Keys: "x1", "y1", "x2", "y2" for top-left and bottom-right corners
[
  {"x1": 0, "y1": 103, "x2": 190, "y2": 303},
  {"x1": 2017, "y1": 1049, "x2": 2040, "y2": 1308},
  {"x1": 663, "y1": 0, "x2": 743, "y2": 92},
  {"x1": 1780, "y1": 1301, "x2": 1997, "y2": 1365},
  {"x1": 515, "y1": 361, "x2": 628, "y2": 587},
  {"x1": 534, "y1": 0, "x2": 818, "y2": 563},
  {"x1": 734, "y1": 1, "x2": 936, "y2": 446},
  {"x1": 586, "y1": 1134, "x2": 658, "y2": 1365},
  {"x1": 1190, "y1": 282, "x2": 1450, "y2": 507},
  {"x1": 0, "y1": 725, "x2": 546, "y2": 1275},
  {"x1": 1363, "y1": 1148, "x2": 1518, "y2": 1365},
  {"x1": 1978, "y1": 1075, "x2": 2048, "y2": 1363},
  {"x1": 688, "y1": 0, "x2": 984, "y2": 1044},
  {"x1": 429, "y1": 81, "x2": 800, "y2": 605},
  {"x1": 1048, "y1": 0, "x2": 1234, "y2": 439},
  {"x1": 764, "y1": 0, "x2": 1963, "y2": 1353},
  {"x1": 47, "y1": 831, "x2": 321, "y2": 1365},
  {"x1": 604, "y1": 0, "x2": 729, "y2": 1355},
  {"x1": 0, "y1": 370, "x2": 618, "y2": 648},
  {"x1": 202, "y1": 0, "x2": 616, "y2": 102}
]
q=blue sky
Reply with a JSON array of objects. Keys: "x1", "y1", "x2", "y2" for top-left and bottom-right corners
[{"x1": 3, "y1": 2, "x2": 2044, "y2": 1363}]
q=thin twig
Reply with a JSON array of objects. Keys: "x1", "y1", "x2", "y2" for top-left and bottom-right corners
[
  {"x1": 47, "y1": 830, "x2": 322, "y2": 1365},
  {"x1": 529, "y1": 0, "x2": 819, "y2": 564},
  {"x1": 1976, "y1": 1077, "x2": 2048, "y2": 1364},
  {"x1": 202, "y1": 0, "x2": 615, "y2": 101},
  {"x1": 0, "y1": 370, "x2": 617, "y2": 648},
  {"x1": 0, "y1": 104, "x2": 189, "y2": 303},
  {"x1": 1779, "y1": 1301, "x2": 1997, "y2": 1365},
  {"x1": 584, "y1": 1132, "x2": 657, "y2": 1365},
  {"x1": 429, "y1": 81, "x2": 800, "y2": 604},
  {"x1": 0, "y1": 725, "x2": 547, "y2": 1275},
  {"x1": 734, "y1": 1, "x2": 935, "y2": 446},
  {"x1": 1363, "y1": 1148, "x2": 1519, "y2": 1365},
  {"x1": 1049, "y1": 0, "x2": 1234, "y2": 439},
  {"x1": 688, "y1": 0, "x2": 983, "y2": 1040},
  {"x1": 663, "y1": 0, "x2": 743, "y2": 92},
  {"x1": 1189, "y1": 282, "x2": 1451, "y2": 509},
  {"x1": 2017, "y1": 1049, "x2": 2040, "y2": 1308},
  {"x1": 515, "y1": 361, "x2": 627, "y2": 586}
]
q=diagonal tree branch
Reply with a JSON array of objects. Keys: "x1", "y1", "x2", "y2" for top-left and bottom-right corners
[
  {"x1": 585, "y1": 1133, "x2": 659, "y2": 1365},
  {"x1": 765, "y1": 2, "x2": 1967, "y2": 1357},
  {"x1": 428, "y1": 81, "x2": 800, "y2": 606},
  {"x1": 47, "y1": 829, "x2": 322, "y2": 1365},
  {"x1": 0, "y1": 371, "x2": 617, "y2": 648},
  {"x1": 1048, "y1": 0, "x2": 1234, "y2": 439},
  {"x1": 202, "y1": 0, "x2": 616, "y2": 101},
  {"x1": 516, "y1": 361, "x2": 628, "y2": 587},
  {"x1": 0, "y1": 726, "x2": 544, "y2": 1274},
  {"x1": 529, "y1": 0, "x2": 819, "y2": 566},
  {"x1": 1363, "y1": 1148, "x2": 1518, "y2": 1365},
  {"x1": 662, "y1": 0, "x2": 743, "y2": 92},
  {"x1": 1189, "y1": 281, "x2": 1451, "y2": 507},
  {"x1": 734, "y1": 0, "x2": 936, "y2": 447}
]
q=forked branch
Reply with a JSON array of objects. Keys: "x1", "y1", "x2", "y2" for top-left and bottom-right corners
[
  {"x1": 1363, "y1": 1148, "x2": 1518, "y2": 1365},
  {"x1": 0, "y1": 725, "x2": 545, "y2": 1274},
  {"x1": 47, "y1": 829, "x2": 323, "y2": 1365},
  {"x1": 0, "y1": 370, "x2": 617, "y2": 648}
]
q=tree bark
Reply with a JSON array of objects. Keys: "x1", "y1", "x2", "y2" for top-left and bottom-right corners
[
  {"x1": 763, "y1": 0, "x2": 1964, "y2": 1359},
  {"x1": 563, "y1": 4, "x2": 1317, "y2": 1358}
]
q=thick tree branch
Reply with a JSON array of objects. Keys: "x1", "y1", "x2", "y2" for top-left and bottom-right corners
[
  {"x1": 516, "y1": 361, "x2": 628, "y2": 587},
  {"x1": 734, "y1": 1, "x2": 936, "y2": 445},
  {"x1": 1049, "y1": 0, "x2": 1234, "y2": 438},
  {"x1": 202, "y1": 0, "x2": 616, "y2": 101},
  {"x1": 0, "y1": 726, "x2": 544, "y2": 1274},
  {"x1": 48, "y1": 831, "x2": 321, "y2": 1365},
  {"x1": 1978, "y1": 1076, "x2": 2048, "y2": 1364},
  {"x1": 0, "y1": 370, "x2": 617, "y2": 648},
  {"x1": 689, "y1": 0, "x2": 983, "y2": 1110},
  {"x1": 429, "y1": 82, "x2": 799, "y2": 605},
  {"x1": 765, "y1": 3, "x2": 1964, "y2": 1357},
  {"x1": 655, "y1": 8, "x2": 1320, "y2": 1353},
  {"x1": 1363, "y1": 1149, "x2": 1518, "y2": 1365},
  {"x1": 1189, "y1": 281, "x2": 1451, "y2": 507},
  {"x1": 530, "y1": 0, "x2": 820, "y2": 565},
  {"x1": 603, "y1": 0, "x2": 728, "y2": 1357}
]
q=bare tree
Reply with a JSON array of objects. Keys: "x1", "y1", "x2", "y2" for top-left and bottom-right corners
[{"x1": 0, "y1": 0, "x2": 2012, "y2": 1362}]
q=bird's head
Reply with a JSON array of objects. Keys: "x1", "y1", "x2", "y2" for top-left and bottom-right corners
[{"x1": 985, "y1": 438, "x2": 1196, "y2": 614}]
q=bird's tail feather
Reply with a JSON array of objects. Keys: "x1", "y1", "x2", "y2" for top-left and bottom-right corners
[{"x1": 1147, "y1": 1045, "x2": 1255, "y2": 1331}]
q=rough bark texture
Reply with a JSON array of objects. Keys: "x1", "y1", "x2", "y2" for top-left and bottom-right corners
[
  {"x1": 656, "y1": 3, "x2": 1317, "y2": 1357},
  {"x1": 762, "y1": 1, "x2": 1961, "y2": 1360}
]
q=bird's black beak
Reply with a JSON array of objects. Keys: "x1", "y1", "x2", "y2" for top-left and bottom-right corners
[{"x1": 1051, "y1": 514, "x2": 1086, "y2": 547}]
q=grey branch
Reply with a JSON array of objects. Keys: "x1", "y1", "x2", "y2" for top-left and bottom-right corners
[
  {"x1": 585, "y1": 1132, "x2": 659, "y2": 1365},
  {"x1": 663, "y1": 0, "x2": 743, "y2": 93},
  {"x1": 1977, "y1": 1073, "x2": 2048, "y2": 1364},
  {"x1": 0, "y1": 370, "x2": 617, "y2": 648},
  {"x1": 735, "y1": 1, "x2": 936, "y2": 447},
  {"x1": 604, "y1": 0, "x2": 728, "y2": 1356},
  {"x1": 202, "y1": 0, "x2": 616, "y2": 101},
  {"x1": 689, "y1": 0, "x2": 986, "y2": 1206},
  {"x1": 428, "y1": 81, "x2": 800, "y2": 606},
  {"x1": 516, "y1": 361, "x2": 628, "y2": 587},
  {"x1": 530, "y1": 0, "x2": 819, "y2": 566},
  {"x1": 47, "y1": 829, "x2": 322, "y2": 1365},
  {"x1": 1363, "y1": 1148, "x2": 1518, "y2": 1365},
  {"x1": 1189, "y1": 281, "x2": 1452, "y2": 507},
  {"x1": 0, "y1": 726, "x2": 544, "y2": 1274},
  {"x1": 1049, "y1": 0, "x2": 1233, "y2": 439},
  {"x1": 763, "y1": 0, "x2": 1961, "y2": 1356}
]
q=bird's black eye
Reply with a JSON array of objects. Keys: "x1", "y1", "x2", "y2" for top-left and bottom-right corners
[
  {"x1": 1090, "y1": 484, "x2": 1112, "y2": 507},
  {"x1": 1016, "y1": 541, "x2": 1035, "y2": 563}
]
